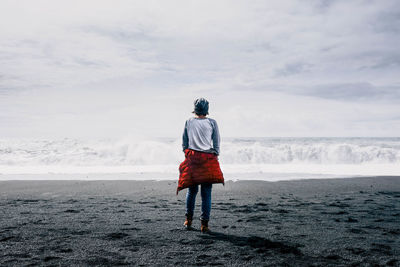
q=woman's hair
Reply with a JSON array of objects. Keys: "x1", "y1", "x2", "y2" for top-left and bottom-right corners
[{"x1": 193, "y1": 98, "x2": 209, "y2": 116}]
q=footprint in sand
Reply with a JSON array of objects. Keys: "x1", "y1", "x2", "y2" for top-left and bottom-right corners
[{"x1": 104, "y1": 232, "x2": 129, "y2": 240}]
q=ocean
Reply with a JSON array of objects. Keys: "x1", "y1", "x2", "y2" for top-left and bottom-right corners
[{"x1": 1, "y1": 137, "x2": 399, "y2": 180}]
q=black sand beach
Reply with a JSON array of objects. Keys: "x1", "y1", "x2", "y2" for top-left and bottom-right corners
[{"x1": 1, "y1": 177, "x2": 399, "y2": 266}]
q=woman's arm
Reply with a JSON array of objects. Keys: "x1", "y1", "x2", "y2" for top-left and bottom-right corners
[
  {"x1": 211, "y1": 119, "x2": 220, "y2": 155},
  {"x1": 182, "y1": 120, "x2": 189, "y2": 152}
]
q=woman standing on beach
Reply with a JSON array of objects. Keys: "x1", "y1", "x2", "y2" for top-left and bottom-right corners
[{"x1": 177, "y1": 98, "x2": 224, "y2": 233}]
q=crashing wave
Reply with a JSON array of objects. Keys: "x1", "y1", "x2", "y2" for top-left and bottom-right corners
[{"x1": 0, "y1": 138, "x2": 399, "y2": 166}]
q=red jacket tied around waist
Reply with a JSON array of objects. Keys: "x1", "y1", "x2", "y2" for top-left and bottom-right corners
[{"x1": 177, "y1": 149, "x2": 224, "y2": 194}]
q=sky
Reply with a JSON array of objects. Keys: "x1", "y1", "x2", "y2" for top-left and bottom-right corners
[{"x1": 0, "y1": 0, "x2": 399, "y2": 139}]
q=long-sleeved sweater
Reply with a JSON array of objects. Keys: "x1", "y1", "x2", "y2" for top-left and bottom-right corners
[{"x1": 182, "y1": 117, "x2": 220, "y2": 155}]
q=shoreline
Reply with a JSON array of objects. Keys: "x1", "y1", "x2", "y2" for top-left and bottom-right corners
[{"x1": 1, "y1": 172, "x2": 399, "y2": 181}]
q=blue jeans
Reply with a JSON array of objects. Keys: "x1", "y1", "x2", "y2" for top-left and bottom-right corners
[{"x1": 186, "y1": 183, "x2": 212, "y2": 221}]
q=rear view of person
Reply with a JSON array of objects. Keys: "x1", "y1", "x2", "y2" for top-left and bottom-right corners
[{"x1": 177, "y1": 98, "x2": 224, "y2": 233}]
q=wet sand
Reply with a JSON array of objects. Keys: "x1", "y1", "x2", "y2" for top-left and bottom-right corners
[{"x1": 0, "y1": 177, "x2": 399, "y2": 266}]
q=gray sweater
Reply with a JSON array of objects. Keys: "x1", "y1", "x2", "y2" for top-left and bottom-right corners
[{"x1": 182, "y1": 117, "x2": 220, "y2": 155}]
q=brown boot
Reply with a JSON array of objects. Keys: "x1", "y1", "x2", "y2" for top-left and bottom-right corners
[
  {"x1": 200, "y1": 220, "x2": 210, "y2": 233},
  {"x1": 184, "y1": 214, "x2": 193, "y2": 229}
]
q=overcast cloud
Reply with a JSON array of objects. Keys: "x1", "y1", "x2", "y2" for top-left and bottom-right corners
[{"x1": 0, "y1": 0, "x2": 399, "y2": 138}]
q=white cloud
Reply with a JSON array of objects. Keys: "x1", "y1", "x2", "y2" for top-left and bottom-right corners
[{"x1": 0, "y1": 0, "x2": 399, "y2": 137}]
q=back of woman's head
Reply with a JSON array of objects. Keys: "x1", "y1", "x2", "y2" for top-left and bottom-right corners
[{"x1": 193, "y1": 98, "x2": 209, "y2": 116}]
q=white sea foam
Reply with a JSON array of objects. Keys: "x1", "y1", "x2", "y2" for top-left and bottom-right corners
[{"x1": 0, "y1": 137, "x2": 399, "y2": 179}]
